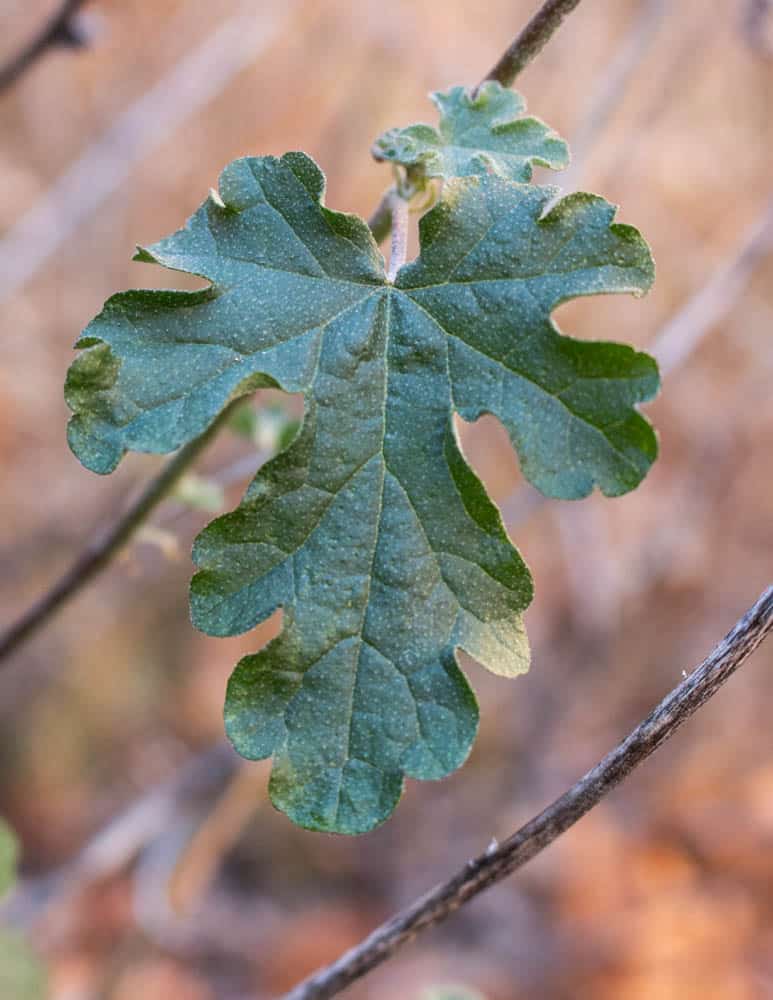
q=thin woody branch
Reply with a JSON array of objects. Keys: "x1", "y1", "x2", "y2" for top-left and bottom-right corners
[
  {"x1": 478, "y1": 0, "x2": 585, "y2": 89},
  {"x1": 0, "y1": 401, "x2": 241, "y2": 664},
  {"x1": 0, "y1": 0, "x2": 90, "y2": 94},
  {"x1": 281, "y1": 586, "x2": 773, "y2": 1000}
]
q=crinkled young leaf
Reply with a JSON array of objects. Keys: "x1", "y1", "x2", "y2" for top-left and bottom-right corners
[
  {"x1": 372, "y1": 82, "x2": 569, "y2": 183},
  {"x1": 65, "y1": 152, "x2": 658, "y2": 833}
]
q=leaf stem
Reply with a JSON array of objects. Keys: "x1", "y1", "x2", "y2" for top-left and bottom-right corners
[
  {"x1": 368, "y1": 187, "x2": 396, "y2": 246},
  {"x1": 0, "y1": 400, "x2": 241, "y2": 664},
  {"x1": 386, "y1": 191, "x2": 409, "y2": 281},
  {"x1": 280, "y1": 585, "x2": 773, "y2": 1000}
]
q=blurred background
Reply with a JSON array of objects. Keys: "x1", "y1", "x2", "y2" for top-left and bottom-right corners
[{"x1": 0, "y1": 0, "x2": 772, "y2": 997}]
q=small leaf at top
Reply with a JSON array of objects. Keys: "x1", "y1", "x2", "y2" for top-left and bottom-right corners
[
  {"x1": 372, "y1": 81, "x2": 569, "y2": 184},
  {"x1": 65, "y1": 153, "x2": 657, "y2": 834}
]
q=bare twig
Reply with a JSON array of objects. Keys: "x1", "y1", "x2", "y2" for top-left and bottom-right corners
[
  {"x1": 281, "y1": 587, "x2": 773, "y2": 1000},
  {"x1": 0, "y1": 401, "x2": 240, "y2": 664},
  {"x1": 0, "y1": 1, "x2": 295, "y2": 305},
  {"x1": 478, "y1": 0, "x2": 585, "y2": 89},
  {"x1": 0, "y1": 0, "x2": 90, "y2": 94}
]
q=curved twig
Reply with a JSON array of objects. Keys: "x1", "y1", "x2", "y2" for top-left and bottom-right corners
[
  {"x1": 0, "y1": 0, "x2": 89, "y2": 94},
  {"x1": 281, "y1": 586, "x2": 773, "y2": 1000}
]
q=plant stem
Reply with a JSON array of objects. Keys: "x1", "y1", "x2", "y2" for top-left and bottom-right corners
[
  {"x1": 0, "y1": 400, "x2": 240, "y2": 664},
  {"x1": 0, "y1": 0, "x2": 89, "y2": 93},
  {"x1": 368, "y1": 187, "x2": 395, "y2": 246},
  {"x1": 280, "y1": 585, "x2": 773, "y2": 1000},
  {"x1": 386, "y1": 191, "x2": 409, "y2": 281},
  {"x1": 478, "y1": 0, "x2": 586, "y2": 89}
]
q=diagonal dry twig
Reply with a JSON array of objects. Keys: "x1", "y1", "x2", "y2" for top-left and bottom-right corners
[
  {"x1": 0, "y1": 0, "x2": 296, "y2": 306},
  {"x1": 0, "y1": 401, "x2": 240, "y2": 664},
  {"x1": 281, "y1": 586, "x2": 773, "y2": 1000},
  {"x1": 0, "y1": 0, "x2": 90, "y2": 93},
  {"x1": 478, "y1": 0, "x2": 585, "y2": 89}
]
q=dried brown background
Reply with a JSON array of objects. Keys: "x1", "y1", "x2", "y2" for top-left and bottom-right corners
[{"x1": 1, "y1": 1, "x2": 772, "y2": 998}]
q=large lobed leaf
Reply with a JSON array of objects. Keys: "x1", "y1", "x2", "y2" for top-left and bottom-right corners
[
  {"x1": 372, "y1": 82, "x2": 569, "y2": 183},
  {"x1": 66, "y1": 152, "x2": 657, "y2": 833}
]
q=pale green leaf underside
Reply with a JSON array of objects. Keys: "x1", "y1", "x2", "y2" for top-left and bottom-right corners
[
  {"x1": 372, "y1": 82, "x2": 569, "y2": 183},
  {"x1": 65, "y1": 152, "x2": 657, "y2": 833}
]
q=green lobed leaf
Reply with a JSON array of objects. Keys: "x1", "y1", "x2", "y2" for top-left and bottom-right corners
[
  {"x1": 372, "y1": 82, "x2": 569, "y2": 184},
  {"x1": 65, "y1": 152, "x2": 657, "y2": 834}
]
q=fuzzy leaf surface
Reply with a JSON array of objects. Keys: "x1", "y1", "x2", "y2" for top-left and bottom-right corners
[
  {"x1": 372, "y1": 82, "x2": 569, "y2": 183},
  {"x1": 65, "y1": 153, "x2": 657, "y2": 833}
]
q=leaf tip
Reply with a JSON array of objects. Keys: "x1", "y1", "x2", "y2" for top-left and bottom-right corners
[{"x1": 132, "y1": 245, "x2": 155, "y2": 264}]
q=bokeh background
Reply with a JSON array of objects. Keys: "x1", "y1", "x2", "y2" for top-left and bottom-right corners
[{"x1": 1, "y1": 1, "x2": 772, "y2": 997}]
